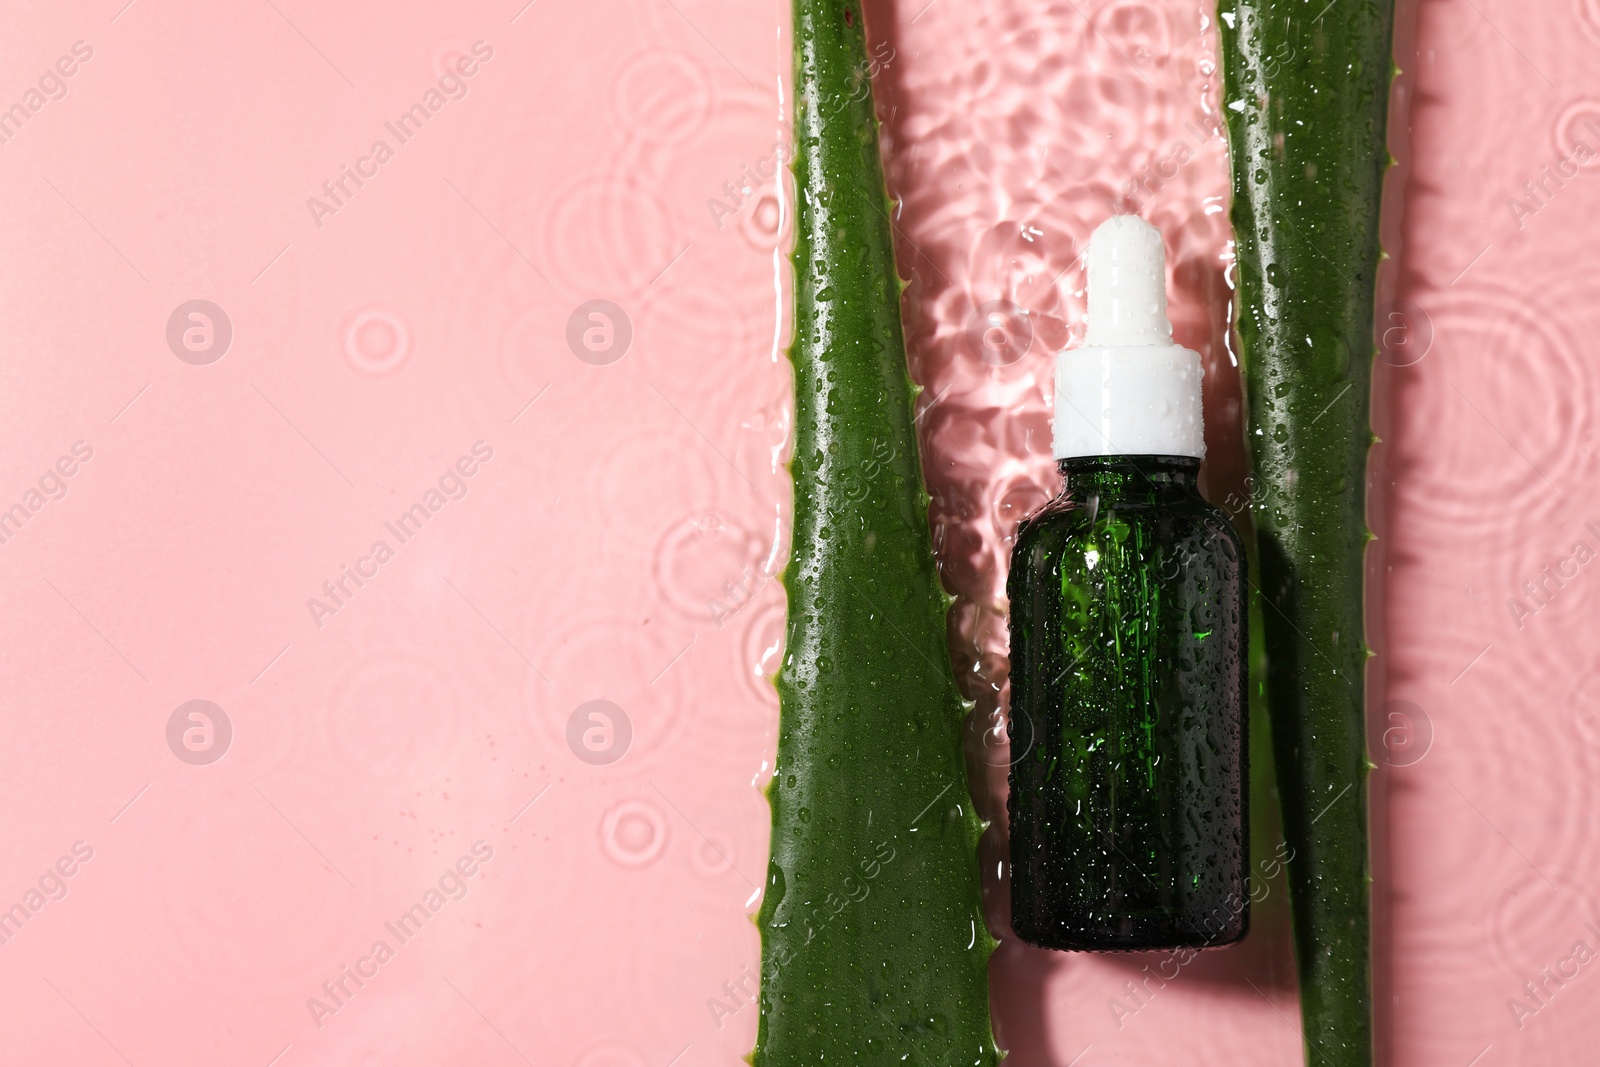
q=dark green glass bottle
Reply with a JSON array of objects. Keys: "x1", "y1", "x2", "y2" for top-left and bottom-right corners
[
  {"x1": 1007, "y1": 455, "x2": 1247, "y2": 950},
  {"x1": 1006, "y1": 215, "x2": 1248, "y2": 951}
]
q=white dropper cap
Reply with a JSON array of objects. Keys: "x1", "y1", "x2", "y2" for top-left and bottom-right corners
[{"x1": 1053, "y1": 216, "x2": 1205, "y2": 460}]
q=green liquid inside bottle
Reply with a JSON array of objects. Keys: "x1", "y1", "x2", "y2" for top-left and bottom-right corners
[{"x1": 1007, "y1": 455, "x2": 1248, "y2": 950}]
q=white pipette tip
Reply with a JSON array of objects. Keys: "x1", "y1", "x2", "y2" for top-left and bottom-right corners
[
  {"x1": 1083, "y1": 215, "x2": 1174, "y2": 348},
  {"x1": 1052, "y1": 215, "x2": 1205, "y2": 461}
]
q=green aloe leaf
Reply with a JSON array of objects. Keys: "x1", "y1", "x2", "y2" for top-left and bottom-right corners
[
  {"x1": 752, "y1": 2, "x2": 999, "y2": 1065},
  {"x1": 1218, "y1": 1, "x2": 1395, "y2": 1062}
]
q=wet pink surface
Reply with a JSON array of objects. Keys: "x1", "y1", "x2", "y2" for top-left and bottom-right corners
[
  {"x1": 0, "y1": 0, "x2": 1595, "y2": 1064},
  {"x1": 1378, "y1": 1, "x2": 1600, "y2": 1063}
]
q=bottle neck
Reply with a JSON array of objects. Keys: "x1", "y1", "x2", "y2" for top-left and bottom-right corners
[{"x1": 1058, "y1": 455, "x2": 1199, "y2": 501}]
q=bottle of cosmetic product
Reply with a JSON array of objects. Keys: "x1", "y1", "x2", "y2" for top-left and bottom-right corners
[{"x1": 1007, "y1": 215, "x2": 1249, "y2": 951}]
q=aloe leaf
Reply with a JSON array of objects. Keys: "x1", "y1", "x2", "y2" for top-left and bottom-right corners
[
  {"x1": 1218, "y1": 2, "x2": 1395, "y2": 1062},
  {"x1": 752, "y1": 2, "x2": 999, "y2": 1064}
]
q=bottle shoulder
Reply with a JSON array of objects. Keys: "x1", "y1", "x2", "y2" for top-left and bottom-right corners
[{"x1": 1012, "y1": 487, "x2": 1243, "y2": 559}]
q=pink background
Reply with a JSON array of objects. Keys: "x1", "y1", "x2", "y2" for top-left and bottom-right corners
[{"x1": 0, "y1": 0, "x2": 1595, "y2": 1064}]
